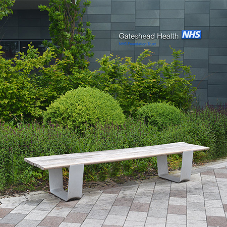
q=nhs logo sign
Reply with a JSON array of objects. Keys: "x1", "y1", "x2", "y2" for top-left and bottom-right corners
[{"x1": 182, "y1": 30, "x2": 201, "y2": 39}]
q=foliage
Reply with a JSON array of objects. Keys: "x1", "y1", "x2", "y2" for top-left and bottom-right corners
[
  {"x1": 0, "y1": 0, "x2": 14, "y2": 20},
  {"x1": 1, "y1": 105, "x2": 227, "y2": 192},
  {"x1": 0, "y1": 44, "x2": 94, "y2": 122},
  {"x1": 137, "y1": 102, "x2": 186, "y2": 130},
  {"x1": 39, "y1": 0, "x2": 94, "y2": 72},
  {"x1": 91, "y1": 48, "x2": 196, "y2": 116},
  {"x1": 43, "y1": 87, "x2": 126, "y2": 130}
]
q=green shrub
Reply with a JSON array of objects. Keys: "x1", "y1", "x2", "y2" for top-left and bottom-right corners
[
  {"x1": 43, "y1": 87, "x2": 125, "y2": 130},
  {"x1": 137, "y1": 102, "x2": 185, "y2": 130},
  {"x1": 91, "y1": 48, "x2": 196, "y2": 116}
]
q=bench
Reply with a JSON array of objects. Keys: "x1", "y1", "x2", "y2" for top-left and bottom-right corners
[{"x1": 24, "y1": 142, "x2": 209, "y2": 201}]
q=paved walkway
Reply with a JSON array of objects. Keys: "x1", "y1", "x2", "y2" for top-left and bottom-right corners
[{"x1": 1, "y1": 159, "x2": 227, "y2": 227}]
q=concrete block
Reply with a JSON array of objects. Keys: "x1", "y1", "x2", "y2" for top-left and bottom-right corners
[
  {"x1": 210, "y1": 18, "x2": 227, "y2": 26},
  {"x1": 112, "y1": 23, "x2": 135, "y2": 30},
  {"x1": 136, "y1": 10, "x2": 159, "y2": 19},
  {"x1": 210, "y1": 9, "x2": 227, "y2": 18},
  {"x1": 112, "y1": 1, "x2": 135, "y2": 15},
  {"x1": 209, "y1": 64, "x2": 227, "y2": 73},
  {"x1": 209, "y1": 56, "x2": 227, "y2": 64},
  {"x1": 184, "y1": 47, "x2": 208, "y2": 60},
  {"x1": 183, "y1": 39, "x2": 209, "y2": 48},
  {"x1": 190, "y1": 68, "x2": 208, "y2": 80},
  {"x1": 185, "y1": 14, "x2": 209, "y2": 26},
  {"x1": 136, "y1": 19, "x2": 159, "y2": 26},
  {"x1": 185, "y1": 2, "x2": 210, "y2": 14},
  {"x1": 160, "y1": 0, "x2": 184, "y2": 10},
  {"x1": 90, "y1": 23, "x2": 111, "y2": 31},
  {"x1": 208, "y1": 85, "x2": 227, "y2": 97},
  {"x1": 135, "y1": 26, "x2": 160, "y2": 34},
  {"x1": 210, "y1": 0, "x2": 227, "y2": 9},
  {"x1": 192, "y1": 80, "x2": 208, "y2": 89},
  {"x1": 210, "y1": 27, "x2": 227, "y2": 39},
  {"x1": 209, "y1": 40, "x2": 227, "y2": 48},
  {"x1": 160, "y1": 19, "x2": 184, "y2": 30},
  {"x1": 87, "y1": 7, "x2": 111, "y2": 14},
  {"x1": 160, "y1": 10, "x2": 184, "y2": 18},
  {"x1": 92, "y1": 39, "x2": 111, "y2": 51},
  {"x1": 184, "y1": 60, "x2": 208, "y2": 68},
  {"x1": 93, "y1": 31, "x2": 111, "y2": 39},
  {"x1": 111, "y1": 15, "x2": 135, "y2": 22},
  {"x1": 136, "y1": 0, "x2": 160, "y2": 10},
  {"x1": 208, "y1": 73, "x2": 227, "y2": 85},
  {"x1": 87, "y1": 15, "x2": 111, "y2": 23}
]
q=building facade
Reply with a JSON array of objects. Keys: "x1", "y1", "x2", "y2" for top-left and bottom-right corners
[{"x1": 1, "y1": 0, "x2": 227, "y2": 106}]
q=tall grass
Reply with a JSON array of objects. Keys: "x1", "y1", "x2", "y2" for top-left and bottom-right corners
[{"x1": 1, "y1": 105, "x2": 227, "y2": 192}]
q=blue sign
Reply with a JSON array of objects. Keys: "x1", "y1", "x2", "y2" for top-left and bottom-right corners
[{"x1": 182, "y1": 30, "x2": 201, "y2": 39}]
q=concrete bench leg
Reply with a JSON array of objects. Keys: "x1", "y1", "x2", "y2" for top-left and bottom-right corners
[
  {"x1": 157, "y1": 150, "x2": 193, "y2": 183},
  {"x1": 49, "y1": 164, "x2": 84, "y2": 201}
]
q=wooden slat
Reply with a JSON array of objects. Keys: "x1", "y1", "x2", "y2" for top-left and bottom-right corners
[{"x1": 24, "y1": 142, "x2": 209, "y2": 170}]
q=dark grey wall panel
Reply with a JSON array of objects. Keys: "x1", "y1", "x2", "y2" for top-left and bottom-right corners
[
  {"x1": 136, "y1": 0, "x2": 160, "y2": 10},
  {"x1": 1, "y1": 0, "x2": 227, "y2": 106},
  {"x1": 160, "y1": 10, "x2": 184, "y2": 19},
  {"x1": 185, "y1": 2, "x2": 210, "y2": 14},
  {"x1": 136, "y1": 10, "x2": 159, "y2": 19},
  {"x1": 210, "y1": 0, "x2": 227, "y2": 9},
  {"x1": 185, "y1": 14, "x2": 209, "y2": 26},
  {"x1": 209, "y1": 73, "x2": 227, "y2": 85},
  {"x1": 160, "y1": 19, "x2": 184, "y2": 30},
  {"x1": 184, "y1": 47, "x2": 208, "y2": 59},
  {"x1": 160, "y1": 0, "x2": 184, "y2": 9},
  {"x1": 112, "y1": 2, "x2": 135, "y2": 14}
]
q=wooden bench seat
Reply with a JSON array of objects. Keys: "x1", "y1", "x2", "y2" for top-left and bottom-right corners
[{"x1": 24, "y1": 142, "x2": 209, "y2": 201}]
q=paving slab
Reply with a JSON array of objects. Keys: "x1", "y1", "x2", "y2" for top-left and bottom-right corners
[{"x1": 0, "y1": 158, "x2": 227, "y2": 226}]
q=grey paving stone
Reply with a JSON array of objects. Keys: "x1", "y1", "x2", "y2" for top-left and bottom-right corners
[
  {"x1": 168, "y1": 205, "x2": 186, "y2": 215},
  {"x1": 133, "y1": 196, "x2": 151, "y2": 204},
  {"x1": 187, "y1": 210, "x2": 206, "y2": 221},
  {"x1": 72, "y1": 204, "x2": 94, "y2": 213},
  {"x1": 59, "y1": 222, "x2": 81, "y2": 227},
  {"x1": 0, "y1": 208, "x2": 13, "y2": 218},
  {"x1": 81, "y1": 219, "x2": 104, "y2": 227},
  {"x1": 126, "y1": 211, "x2": 147, "y2": 222},
  {"x1": 169, "y1": 197, "x2": 186, "y2": 206},
  {"x1": 207, "y1": 216, "x2": 227, "y2": 227},
  {"x1": 187, "y1": 202, "x2": 205, "y2": 211},
  {"x1": 206, "y1": 207, "x2": 225, "y2": 217},
  {"x1": 47, "y1": 207, "x2": 71, "y2": 217},
  {"x1": 166, "y1": 214, "x2": 186, "y2": 225},
  {"x1": 108, "y1": 205, "x2": 129, "y2": 216},
  {"x1": 130, "y1": 202, "x2": 149, "y2": 212},
  {"x1": 103, "y1": 215, "x2": 126, "y2": 226},
  {"x1": 204, "y1": 192, "x2": 221, "y2": 200},
  {"x1": 187, "y1": 220, "x2": 207, "y2": 227},
  {"x1": 148, "y1": 208, "x2": 168, "y2": 218},
  {"x1": 15, "y1": 219, "x2": 41, "y2": 227},
  {"x1": 24, "y1": 210, "x2": 50, "y2": 221},
  {"x1": 10, "y1": 205, "x2": 36, "y2": 214},
  {"x1": 124, "y1": 220, "x2": 145, "y2": 227},
  {"x1": 0, "y1": 213, "x2": 27, "y2": 225},
  {"x1": 64, "y1": 212, "x2": 87, "y2": 224},
  {"x1": 38, "y1": 216, "x2": 64, "y2": 226},
  {"x1": 87, "y1": 209, "x2": 109, "y2": 220}
]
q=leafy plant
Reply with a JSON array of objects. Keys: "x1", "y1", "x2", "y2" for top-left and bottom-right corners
[
  {"x1": 91, "y1": 48, "x2": 196, "y2": 116},
  {"x1": 43, "y1": 87, "x2": 126, "y2": 130},
  {"x1": 39, "y1": 0, "x2": 94, "y2": 72},
  {"x1": 137, "y1": 102, "x2": 186, "y2": 130},
  {"x1": 0, "y1": 0, "x2": 14, "y2": 20}
]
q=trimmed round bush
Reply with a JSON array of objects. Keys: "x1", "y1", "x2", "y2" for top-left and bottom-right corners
[
  {"x1": 137, "y1": 102, "x2": 185, "y2": 130},
  {"x1": 43, "y1": 87, "x2": 125, "y2": 130}
]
